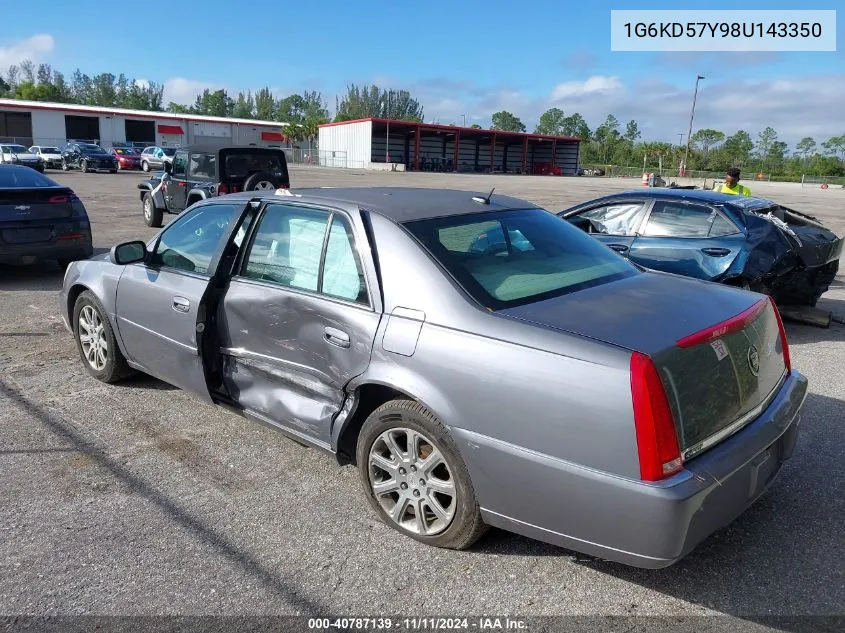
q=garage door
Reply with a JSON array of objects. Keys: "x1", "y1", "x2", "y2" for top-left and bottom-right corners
[
  {"x1": 125, "y1": 119, "x2": 155, "y2": 145},
  {"x1": 65, "y1": 115, "x2": 101, "y2": 143},
  {"x1": 0, "y1": 111, "x2": 33, "y2": 145}
]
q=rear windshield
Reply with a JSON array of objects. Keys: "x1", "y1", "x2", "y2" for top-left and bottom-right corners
[
  {"x1": 0, "y1": 168, "x2": 59, "y2": 188},
  {"x1": 222, "y1": 152, "x2": 287, "y2": 181},
  {"x1": 404, "y1": 208, "x2": 639, "y2": 309},
  {"x1": 3, "y1": 145, "x2": 29, "y2": 153}
]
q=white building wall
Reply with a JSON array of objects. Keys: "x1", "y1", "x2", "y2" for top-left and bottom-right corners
[
  {"x1": 29, "y1": 110, "x2": 65, "y2": 146},
  {"x1": 318, "y1": 121, "x2": 371, "y2": 168},
  {"x1": 233, "y1": 124, "x2": 262, "y2": 146}
]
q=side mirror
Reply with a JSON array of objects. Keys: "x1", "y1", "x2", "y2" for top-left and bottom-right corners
[
  {"x1": 111, "y1": 241, "x2": 147, "y2": 265},
  {"x1": 163, "y1": 161, "x2": 172, "y2": 174}
]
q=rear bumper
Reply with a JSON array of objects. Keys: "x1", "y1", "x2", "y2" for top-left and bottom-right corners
[
  {"x1": 0, "y1": 223, "x2": 93, "y2": 264},
  {"x1": 454, "y1": 370, "x2": 808, "y2": 568}
]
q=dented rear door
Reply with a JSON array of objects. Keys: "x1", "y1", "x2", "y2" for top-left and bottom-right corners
[{"x1": 217, "y1": 201, "x2": 380, "y2": 447}]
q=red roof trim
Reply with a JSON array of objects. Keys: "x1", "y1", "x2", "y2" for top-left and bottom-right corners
[
  {"x1": 0, "y1": 99, "x2": 282, "y2": 128},
  {"x1": 318, "y1": 117, "x2": 581, "y2": 142},
  {"x1": 261, "y1": 131, "x2": 286, "y2": 141},
  {"x1": 158, "y1": 124, "x2": 184, "y2": 135}
]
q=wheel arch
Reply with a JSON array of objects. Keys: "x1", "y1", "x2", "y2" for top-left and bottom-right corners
[
  {"x1": 186, "y1": 189, "x2": 209, "y2": 208},
  {"x1": 66, "y1": 282, "x2": 132, "y2": 360},
  {"x1": 333, "y1": 372, "x2": 457, "y2": 466}
]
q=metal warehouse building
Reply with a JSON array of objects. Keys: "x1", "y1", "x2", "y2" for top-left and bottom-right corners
[
  {"x1": 318, "y1": 118, "x2": 581, "y2": 174},
  {"x1": 0, "y1": 98, "x2": 289, "y2": 149}
]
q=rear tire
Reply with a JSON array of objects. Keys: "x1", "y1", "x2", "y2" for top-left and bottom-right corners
[
  {"x1": 61, "y1": 159, "x2": 70, "y2": 171},
  {"x1": 356, "y1": 398, "x2": 487, "y2": 550},
  {"x1": 142, "y1": 161, "x2": 150, "y2": 172},
  {"x1": 81, "y1": 160, "x2": 89, "y2": 174},
  {"x1": 72, "y1": 290, "x2": 133, "y2": 384},
  {"x1": 143, "y1": 193, "x2": 163, "y2": 228}
]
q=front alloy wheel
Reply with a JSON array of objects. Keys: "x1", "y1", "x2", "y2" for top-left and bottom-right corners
[
  {"x1": 72, "y1": 291, "x2": 132, "y2": 383},
  {"x1": 78, "y1": 304, "x2": 108, "y2": 372}
]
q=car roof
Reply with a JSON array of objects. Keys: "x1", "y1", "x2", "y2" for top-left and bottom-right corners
[
  {"x1": 171, "y1": 145, "x2": 287, "y2": 154},
  {"x1": 213, "y1": 186, "x2": 543, "y2": 223},
  {"x1": 566, "y1": 188, "x2": 778, "y2": 210}
]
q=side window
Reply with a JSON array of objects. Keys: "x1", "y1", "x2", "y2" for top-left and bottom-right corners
[
  {"x1": 709, "y1": 213, "x2": 740, "y2": 237},
  {"x1": 578, "y1": 202, "x2": 647, "y2": 236},
  {"x1": 189, "y1": 152, "x2": 217, "y2": 179},
  {"x1": 322, "y1": 215, "x2": 369, "y2": 304},
  {"x1": 171, "y1": 152, "x2": 188, "y2": 178},
  {"x1": 241, "y1": 204, "x2": 368, "y2": 304},
  {"x1": 152, "y1": 204, "x2": 236, "y2": 274},
  {"x1": 641, "y1": 201, "x2": 717, "y2": 238}
]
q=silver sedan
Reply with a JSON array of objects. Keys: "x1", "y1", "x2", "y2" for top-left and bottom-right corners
[{"x1": 59, "y1": 187, "x2": 808, "y2": 568}]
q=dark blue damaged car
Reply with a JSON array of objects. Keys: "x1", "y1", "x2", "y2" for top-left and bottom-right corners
[{"x1": 560, "y1": 189, "x2": 843, "y2": 306}]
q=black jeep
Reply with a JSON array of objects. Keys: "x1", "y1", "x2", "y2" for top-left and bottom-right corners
[{"x1": 137, "y1": 146, "x2": 290, "y2": 227}]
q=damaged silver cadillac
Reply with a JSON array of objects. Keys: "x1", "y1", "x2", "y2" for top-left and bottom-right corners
[{"x1": 59, "y1": 187, "x2": 807, "y2": 569}]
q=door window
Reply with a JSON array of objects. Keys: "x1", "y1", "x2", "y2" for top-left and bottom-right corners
[
  {"x1": 708, "y1": 213, "x2": 740, "y2": 237},
  {"x1": 577, "y1": 202, "x2": 647, "y2": 236},
  {"x1": 152, "y1": 203, "x2": 237, "y2": 274},
  {"x1": 241, "y1": 203, "x2": 368, "y2": 304},
  {"x1": 189, "y1": 153, "x2": 217, "y2": 179},
  {"x1": 172, "y1": 152, "x2": 188, "y2": 178},
  {"x1": 641, "y1": 201, "x2": 719, "y2": 238}
]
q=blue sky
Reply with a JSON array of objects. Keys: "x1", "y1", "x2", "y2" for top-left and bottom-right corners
[{"x1": 2, "y1": 0, "x2": 842, "y2": 145}]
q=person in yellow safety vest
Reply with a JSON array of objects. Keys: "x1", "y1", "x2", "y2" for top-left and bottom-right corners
[{"x1": 718, "y1": 167, "x2": 752, "y2": 196}]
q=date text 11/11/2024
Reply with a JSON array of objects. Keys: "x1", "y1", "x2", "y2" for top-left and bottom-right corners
[
  {"x1": 622, "y1": 21, "x2": 823, "y2": 39},
  {"x1": 308, "y1": 617, "x2": 528, "y2": 630}
]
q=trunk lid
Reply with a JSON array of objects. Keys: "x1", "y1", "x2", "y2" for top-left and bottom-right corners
[
  {"x1": 498, "y1": 271, "x2": 788, "y2": 459},
  {"x1": 0, "y1": 187, "x2": 77, "y2": 223}
]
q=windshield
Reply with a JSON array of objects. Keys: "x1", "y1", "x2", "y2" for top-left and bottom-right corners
[
  {"x1": 78, "y1": 144, "x2": 106, "y2": 154},
  {"x1": 113, "y1": 148, "x2": 137, "y2": 155},
  {"x1": 5, "y1": 145, "x2": 29, "y2": 153},
  {"x1": 403, "y1": 209, "x2": 639, "y2": 310},
  {"x1": 0, "y1": 167, "x2": 59, "y2": 188},
  {"x1": 42, "y1": 147, "x2": 60, "y2": 153}
]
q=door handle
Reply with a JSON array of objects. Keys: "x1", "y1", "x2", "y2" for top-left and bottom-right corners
[
  {"x1": 701, "y1": 247, "x2": 731, "y2": 257},
  {"x1": 172, "y1": 296, "x2": 190, "y2": 313},
  {"x1": 324, "y1": 326, "x2": 351, "y2": 348},
  {"x1": 608, "y1": 243, "x2": 629, "y2": 253}
]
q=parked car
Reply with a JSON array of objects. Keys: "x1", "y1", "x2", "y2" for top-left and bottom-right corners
[
  {"x1": 110, "y1": 147, "x2": 142, "y2": 171},
  {"x1": 0, "y1": 144, "x2": 44, "y2": 172},
  {"x1": 139, "y1": 146, "x2": 176, "y2": 172},
  {"x1": 0, "y1": 165, "x2": 93, "y2": 268},
  {"x1": 137, "y1": 146, "x2": 290, "y2": 227},
  {"x1": 59, "y1": 187, "x2": 806, "y2": 569},
  {"x1": 28, "y1": 145, "x2": 64, "y2": 170},
  {"x1": 61, "y1": 143, "x2": 118, "y2": 173},
  {"x1": 560, "y1": 189, "x2": 843, "y2": 306}
]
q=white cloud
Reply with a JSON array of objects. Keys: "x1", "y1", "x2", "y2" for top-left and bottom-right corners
[
  {"x1": 163, "y1": 77, "x2": 225, "y2": 106},
  {"x1": 550, "y1": 76, "x2": 623, "y2": 101},
  {"x1": 134, "y1": 79, "x2": 150, "y2": 90},
  {"x1": 0, "y1": 34, "x2": 55, "y2": 70}
]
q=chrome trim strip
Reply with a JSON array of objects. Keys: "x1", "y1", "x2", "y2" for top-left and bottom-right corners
[
  {"x1": 220, "y1": 346, "x2": 333, "y2": 384},
  {"x1": 682, "y1": 370, "x2": 787, "y2": 461}
]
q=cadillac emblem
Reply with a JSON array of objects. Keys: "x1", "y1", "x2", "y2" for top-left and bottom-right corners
[{"x1": 747, "y1": 344, "x2": 760, "y2": 376}]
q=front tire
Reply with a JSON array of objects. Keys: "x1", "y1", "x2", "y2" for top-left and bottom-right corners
[
  {"x1": 142, "y1": 193, "x2": 163, "y2": 228},
  {"x1": 356, "y1": 398, "x2": 487, "y2": 550},
  {"x1": 141, "y1": 160, "x2": 150, "y2": 172},
  {"x1": 81, "y1": 160, "x2": 89, "y2": 174},
  {"x1": 72, "y1": 290, "x2": 133, "y2": 383},
  {"x1": 61, "y1": 159, "x2": 70, "y2": 171}
]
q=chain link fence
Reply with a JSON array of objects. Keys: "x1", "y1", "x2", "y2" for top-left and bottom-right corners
[{"x1": 283, "y1": 148, "x2": 351, "y2": 168}]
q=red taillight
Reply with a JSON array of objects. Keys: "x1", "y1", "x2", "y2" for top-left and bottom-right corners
[
  {"x1": 218, "y1": 184, "x2": 229, "y2": 194},
  {"x1": 770, "y1": 300, "x2": 791, "y2": 375},
  {"x1": 675, "y1": 298, "x2": 768, "y2": 348},
  {"x1": 630, "y1": 352, "x2": 683, "y2": 481},
  {"x1": 48, "y1": 193, "x2": 80, "y2": 204},
  {"x1": 58, "y1": 233, "x2": 84, "y2": 240}
]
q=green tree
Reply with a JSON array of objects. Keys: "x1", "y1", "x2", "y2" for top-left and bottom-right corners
[
  {"x1": 491, "y1": 110, "x2": 526, "y2": 132},
  {"x1": 723, "y1": 130, "x2": 754, "y2": 167},
  {"x1": 193, "y1": 89, "x2": 233, "y2": 117},
  {"x1": 36, "y1": 63, "x2": 52, "y2": 85},
  {"x1": 624, "y1": 120, "x2": 641, "y2": 144},
  {"x1": 255, "y1": 87, "x2": 276, "y2": 121},
  {"x1": 593, "y1": 114, "x2": 621, "y2": 163},
  {"x1": 821, "y1": 134, "x2": 845, "y2": 160},
  {"x1": 470, "y1": 123, "x2": 482, "y2": 129},
  {"x1": 232, "y1": 91, "x2": 255, "y2": 119},
  {"x1": 0, "y1": 76, "x2": 9, "y2": 97},
  {"x1": 795, "y1": 137, "x2": 816, "y2": 160},
  {"x1": 561, "y1": 113, "x2": 590, "y2": 139},
  {"x1": 334, "y1": 84, "x2": 423, "y2": 122},
  {"x1": 534, "y1": 107, "x2": 566, "y2": 135},
  {"x1": 690, "y1": 128, "x2": 725, "y2": 153},
  {"x1": 167, "y1": 102, "x2": 192, "y2": 114},
  {"x1": 19, "y1": 60, "x2": 35, "y2": 83}
]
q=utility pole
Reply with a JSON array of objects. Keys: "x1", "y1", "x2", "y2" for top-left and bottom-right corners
[
  {"x1": 677, "y1": 133, "x2": 685, "y2": 146},
  {"x1": 682, "y1": 75, "x2": 704, "y2": 176},
  {"x1": 385, "y1": 90, "x2": 390, "y2": 163},
  {"x1": 462, "y1": 114, "x2": 466, "y2": 127}
]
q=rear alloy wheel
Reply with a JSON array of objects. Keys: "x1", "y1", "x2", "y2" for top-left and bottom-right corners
[
  {"x1": 143, "y1": 193, "x2": 163, "y2": 228},
  {"x1": 81, "y1": 159, "x2": 89, "y2": 174},
  {"x1": 61, "y1": 159, "x2": 70, "y2": 171},
  {"x1": 142, "y1": 160, "x2": 150, "y2": 172},
  {"x1": 356, "y1": 398, "x2": 487, "y2": 549},
  {"x1": 72, "y1": 291, "x2": 132, "y2": 383}
]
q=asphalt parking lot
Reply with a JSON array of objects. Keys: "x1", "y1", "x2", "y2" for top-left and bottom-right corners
[{"x1": 1, "y1": 167, "x2": 843, "y2": 627}]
